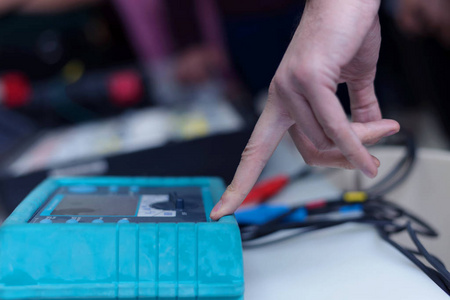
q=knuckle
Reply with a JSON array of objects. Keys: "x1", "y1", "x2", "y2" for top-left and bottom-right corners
[
  {"x1": 343, "y1": 163, "x2": 356, "y2": 170},
  {"x1": 225, "y1": 181, "x2": 247, "y2": 203},
  {"x1": 322, "y1": 121, "x2": 347, "y2": 142},
  {"x1": 270, "y1": 74, "x2": 282, "y2": 90},
  {"x1": 289, "y1": 64, "x2": 314, "y2": 88},
  {"x1": 272, "y1": 59, "x2": 324, "y2": 94},
  {"x1": 240, "y1": 143, "x2": 269, "y2": 169},
  {"x1": 311, "y1": 137, "x2": 333, "y2": 151},
  {"x1": 225, "y1": 182, "x2": 237, "y2": 194},
  {"x1": 335, "y1": 160, "x2": 355, "y2": 170},
  {"x1": 352, "y1": 100, "x2": 380, "y2": 118},
  {"x1": 271, "y1": 57, "x2": 336, "y2": 98},
  {"x1": 302, "y1": 149, "x2": 320, "y2": 167},
  {"x1": 343, "y1": 150, "x2": 360, "y2": 165},
  {"x1": 269, "y1": 73, "x2": 289, "y2": 97},
  {"x1": 289, "y1": 59, "x2": 328, "y2": 89}
]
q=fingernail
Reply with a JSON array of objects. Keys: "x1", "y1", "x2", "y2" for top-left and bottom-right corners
[
  {"x1": 372, "y1": 157, "x2": 380, "y2": 167},
  {"x1": 362, "y1": 168, "x2": 376, "y2": 178},
  {"x1": 382, "y1": 130, "x2": 398, "y2": 138},
  {"x1": 211, "y1": 200, "x2": 222, "y2": 214}
]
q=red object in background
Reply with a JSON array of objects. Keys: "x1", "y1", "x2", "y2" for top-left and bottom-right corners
[
  {"x1": 305, "y1": 200, "x2": 327, "y2": 210},
  {"x1": 108, "y1": 70, "x2": 143, "y2": 107},
  {"x1": 240, "y1": 175, "x2": 290, "y2": 207},
  {"x1": 1, "y1": 72, "x2": 31, "y2": 108}
]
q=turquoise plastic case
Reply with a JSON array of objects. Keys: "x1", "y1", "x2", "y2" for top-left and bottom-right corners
[{"x1": 0, "y1": 177, "x2": 244, "y2": 300}]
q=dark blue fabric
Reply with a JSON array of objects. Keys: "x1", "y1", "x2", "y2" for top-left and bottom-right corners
[{"x1": 223, "y1": 3, "x2": 305, "y2": 96}]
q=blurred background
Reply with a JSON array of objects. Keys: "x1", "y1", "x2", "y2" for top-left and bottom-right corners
[{"x1": 0, "y1": 0, "x2": 449, "y2": 219}]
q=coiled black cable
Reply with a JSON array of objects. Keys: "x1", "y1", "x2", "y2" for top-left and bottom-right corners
[{"x1": 238, "y1": 131, "x2": 450, "y2": 295}]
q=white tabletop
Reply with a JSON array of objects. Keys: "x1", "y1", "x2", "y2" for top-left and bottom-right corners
[
  {"x1": 242, "y1": 139, "x2": 449, "y2": 299},
  {"x1": 243, "y1": 223, "x2": 447, "y2": 300}
]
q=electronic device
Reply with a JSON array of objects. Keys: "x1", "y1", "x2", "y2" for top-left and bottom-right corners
[{"x1": 0, "y1": 177, "x2": 244, "y2": 300}]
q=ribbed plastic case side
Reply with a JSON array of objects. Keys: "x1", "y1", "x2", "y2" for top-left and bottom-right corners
[{"x1": 0, "y1": 177, "x2": 244, "y2": 300}]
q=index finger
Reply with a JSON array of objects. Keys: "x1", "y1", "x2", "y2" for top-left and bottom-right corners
[{"x1": 209, "y1": 101, "x2": 292, "y2": 220}]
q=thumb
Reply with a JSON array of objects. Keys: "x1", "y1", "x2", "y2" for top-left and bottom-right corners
[{"x1": 351, "y1": 119, "x2": 400, "y2": 145}]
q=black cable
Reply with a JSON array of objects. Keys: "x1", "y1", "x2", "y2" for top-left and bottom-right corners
[
  {"x1": 369, "y1": 199, "x2": 438, "y2": 237},
  {"x1": 366, "y1": 131, "x2": 416, "y2": 196},
  {"x1": 238, "y1": 131, "x2": 450, "y2": 295},
  {"x1": 406, "y1": 222, "x2": 450, "y2": 280},
  {"x1": 377, "y1": 226, "x2": 450, "y2": 294},
  {"x1": 240, "y1": 198, "x2": 450, "y2": 294}
]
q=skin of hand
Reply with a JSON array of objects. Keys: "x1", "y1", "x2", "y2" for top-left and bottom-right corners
[{"x1": 210, "y1": 0, "x2": 400, "y2": 220}]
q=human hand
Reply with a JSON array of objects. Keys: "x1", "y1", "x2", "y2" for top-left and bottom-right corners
[{"x1": 210, "y1": 0, "x2": 400, "y2": 220}]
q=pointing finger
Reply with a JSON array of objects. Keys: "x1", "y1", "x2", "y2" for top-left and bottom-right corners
[{"x1": 210, "y1": 100, "x2": 293, "y2": 220}]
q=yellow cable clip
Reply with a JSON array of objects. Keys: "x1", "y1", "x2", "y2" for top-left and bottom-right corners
[{"x1": 343, "y1": 191, "x2": 368, "y2": 203}]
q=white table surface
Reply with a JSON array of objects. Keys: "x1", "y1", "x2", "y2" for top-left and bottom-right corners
[{"x1": 242, "y1": 138, "x2": 449, "y2": 299}]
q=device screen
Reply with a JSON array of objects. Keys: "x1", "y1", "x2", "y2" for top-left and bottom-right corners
[
  {"x1": 51, "y1": 195, "x2": 139, "y2": 216},
  {"x1": 29, "y1": 185, "x2": 207, "y2": 223}
]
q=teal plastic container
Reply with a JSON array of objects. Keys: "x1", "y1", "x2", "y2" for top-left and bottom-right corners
[{"x1": 0, "y1": 177, "x2": 244, "y2": 300}]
